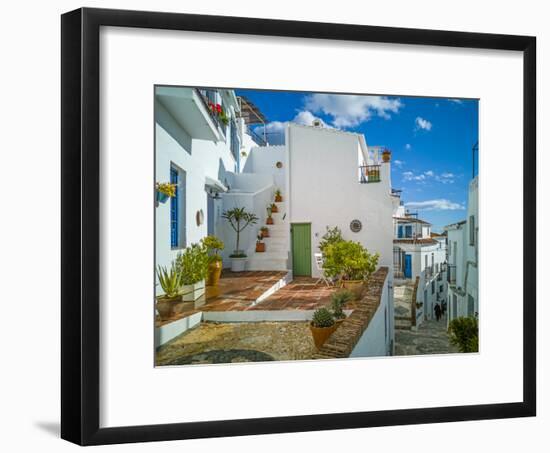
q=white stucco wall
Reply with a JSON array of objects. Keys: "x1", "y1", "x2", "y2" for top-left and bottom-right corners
[
  {"x1": 287, "y1": 124, "x2": 394, "y2": 278},
  {"x1": 350, "y1": 272, "x2": 392, "y2": 357},
  {"x1": 155, "y1": 93, "x2": 245, "y2": 295}
]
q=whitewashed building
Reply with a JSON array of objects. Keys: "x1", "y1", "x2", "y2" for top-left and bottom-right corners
[
  {"x1": 445, "y1": 176, "x2": 479, "y2": 323},
  {"x1": 392, "y1": 199, "x2": 447, "y2": 322},
  {"x1": 156, "y1": 90, "x2": 395, "y2": 356},
  {"x1": 155, "y1": 87, "x2": 262, "y2": 294}
]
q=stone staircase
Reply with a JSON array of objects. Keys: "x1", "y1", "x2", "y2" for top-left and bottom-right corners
[
  {"x1": 393, "y1": 282, "x2": 415, "y2": 330},
  {"x1": 247, "y1": 200, "x2": 290, "y2": 271}
]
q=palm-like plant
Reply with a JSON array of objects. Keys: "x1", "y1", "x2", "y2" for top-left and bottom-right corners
[{"x1": 221, "y1": 207, "x2": 259, "y2": 256}]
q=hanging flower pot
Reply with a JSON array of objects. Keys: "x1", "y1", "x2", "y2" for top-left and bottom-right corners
[
  {"x1": 156, "y1": 182, "x2": 177, "y2": 204},
  {"x1": 382, "y1": 149, "x2": 391, "y2": 162},
  {"x1": 157, "y1": 191, "x2": 169, "y2": 204}
]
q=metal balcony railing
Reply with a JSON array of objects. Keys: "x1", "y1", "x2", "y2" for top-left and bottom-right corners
[
  {"x1": 447, "y1": 264, "x2": 457, "y2": 285},
  {"x1": 359, "y1": 165, "x2": 381, "y2": 183},
  {"x1": 197, "y1": 89, "x2": 225, "y2": 136}
]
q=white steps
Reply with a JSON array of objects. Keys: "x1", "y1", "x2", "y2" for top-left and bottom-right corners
[{"x1": 248, "y1": 197, "x2": 290, "y2": 271}]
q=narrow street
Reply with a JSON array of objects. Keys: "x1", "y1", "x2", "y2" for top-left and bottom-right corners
[
  {"x1": 395, "y1": 315, "x2": 458, "y2": 356},
  {"x1": 394, "y1": 280, "x2": 458, "y2": 356}
]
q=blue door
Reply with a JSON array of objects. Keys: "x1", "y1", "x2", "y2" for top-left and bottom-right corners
[{"x1": 404, "y1": 254, "x2": 412, "y2": 278}]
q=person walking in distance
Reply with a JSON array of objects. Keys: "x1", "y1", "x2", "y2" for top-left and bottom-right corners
[{"x1": 434, "y1": 303, "x2": 442, "y2": 321}]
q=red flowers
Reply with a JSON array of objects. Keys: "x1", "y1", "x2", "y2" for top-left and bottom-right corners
[{"x1": 208, "y1": 102, "x2": 223, "y2": 116}]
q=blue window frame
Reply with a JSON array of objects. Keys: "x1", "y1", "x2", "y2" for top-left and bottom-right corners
[
  {"x1": 404, "y1": 225, "x2": 413, "y2": 238},
  {"x1": 170, "y1": 166, "x2": 179, "y2": 248}
]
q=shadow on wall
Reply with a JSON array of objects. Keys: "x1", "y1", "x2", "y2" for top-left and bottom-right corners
[{"x1": 155, "y1": 99, "x2": 193, "y2": 155}]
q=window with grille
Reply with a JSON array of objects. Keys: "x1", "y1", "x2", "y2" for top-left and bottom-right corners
[{"x1": 169, "y1": 165, "x2": 186, "y2": 249}]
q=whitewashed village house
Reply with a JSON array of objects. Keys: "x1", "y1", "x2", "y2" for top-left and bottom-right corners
[
  {"x1": 155, "y1": 87, "x2": 395, "y2": 356},
  {"x1": 392, "y1": 197, "x2": 447, "y2": 323},
  {"x1": 444, "y1": 176, "x2": 479, "y2": 323}
]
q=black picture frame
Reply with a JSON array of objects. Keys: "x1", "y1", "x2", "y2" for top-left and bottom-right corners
[{"x1": 61, "y1": 7, "x2": 536, "y2": 446}]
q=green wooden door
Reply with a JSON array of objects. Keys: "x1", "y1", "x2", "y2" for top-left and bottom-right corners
[{"x1": 291, "y1": 223, "x2": 312, "y2": 276}]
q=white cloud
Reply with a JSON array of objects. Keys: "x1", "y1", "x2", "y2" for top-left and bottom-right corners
[
  {"x1": 292, "y1": 110, "x2": 331, "y2": 128},
  {"x1": 304, "y1": 94, "x2": 402, "y2": 128},
  {"x1": 394, "y1": 160, "x2": 405, "y2": 167},
  {"x1": 415, "y1": 116, "x2": 432, "y2": 131},
  {"x1": 405, "y1": 199, "x2": 465, "y2": 211},
  {"x1": 435, "y1": 172, "x2": 456, "y2": 184},
  {"x1": 256, "y1": 121, "x2": 285, "y2": 134},
  {"x1": 402, "y1": 171, "x2": 426, "y2": 182},
  {"x1": 405, "y1": 143, "x2": 412, "y2": 150},
  {"x1": 403, "y1": 170, "x2": 456, "y2": 184}
]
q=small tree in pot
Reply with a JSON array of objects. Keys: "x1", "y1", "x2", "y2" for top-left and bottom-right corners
[
  {"x1": 260, "y1": 226, "x2": 269, "y2": 238},
  {"x1": 202, "y1": 235, "x2": 224, "y2": 286},
  {"x1": 323, "y1": 240, "x2": 379, "y2": 300},
  {"x1": 274, "y1": 188, "x2": 283, "y2": 202},
  {"x1": 310, "y1": 307, "x2": 336, "y2": 349},
  {"x1": 222, "y1": 207, "x2": 258, "y2": 272}
]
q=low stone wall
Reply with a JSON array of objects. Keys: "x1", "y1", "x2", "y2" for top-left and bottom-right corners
[{"x1": 313, "y1": 267, "x2": 389, "y2": 359}]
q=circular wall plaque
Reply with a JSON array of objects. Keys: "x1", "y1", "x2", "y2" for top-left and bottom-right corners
[
  {"x1": 196, "y1": 209, "x2": 204, "y2": 226},
  {"x1": 276, "y1": 161, "x2": 283, "y2": 169},
  {"x1": 350, "y1": 219, "x2": 362, "y2": 233}
]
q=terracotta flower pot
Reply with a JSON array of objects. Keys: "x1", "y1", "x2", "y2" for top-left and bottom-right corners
[
  {"x1": 271, "y1": 205, "x2": 278, "y2": 213},
  {"x1": 341, "y1": 279, "x2": 365, "y2": 300},
  {"x1": 382, "y1": 150, "x2": 391, "y2": 162},
  {"x1": 275, "y1": 194, "x2": 283, "y2": 202},
  {"x1": 310, "y1": 323, "x2": 337, "y2": 349},
  {"x1": 256, "y1": 242, "x2": 266, "y2": 252},
  {"x1": 207, "y1": 260, "x2": 223, "y2": 286},
  {"x1": 261, "y1": 229, "x2": 269, "y2": 238},
  {"x1": 156, "y1": 295, "x2": 181, "y2": 321},
  {"x1": 266, "y1": 217, "x2": 274, "y2": 225}
]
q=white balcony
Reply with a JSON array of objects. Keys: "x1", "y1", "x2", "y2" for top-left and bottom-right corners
[{"x1": 156, "y1": 87, "x2": 223, "y2": 141}]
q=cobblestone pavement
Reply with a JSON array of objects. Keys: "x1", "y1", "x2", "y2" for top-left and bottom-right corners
[{"x1": 395, "y1": 315, "x2": 459, "y2": 356}]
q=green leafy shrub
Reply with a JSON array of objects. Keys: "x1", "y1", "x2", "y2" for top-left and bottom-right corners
[
  {"x1": 202, "y1": 235, "x2": 224, "y2": 262},
  {"x1": 312, "y1": 307, "x2": 335, "y2": 328},
  {"x1": 156, "y1": 265, "x2": 182, "y2": 298},
  {"x1": 175, "y1": 243, "x2": 209, "y2": 285},
  {"x1": 222, "y1": 207, "x2": 259, "y2": 256},
  {"x1": 318, "y1": 226, "x2": 343, "y2": 254},
  {"x1": 323, "y1": 240, "x2": 379, "y2": 281},
  {"x1": 448, "y1": 317, "x2": 479, "y2": 353}
]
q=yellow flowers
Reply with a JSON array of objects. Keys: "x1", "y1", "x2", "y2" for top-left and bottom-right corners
[{"x1": 156, "y1": 182, "x2": 177, "y2": 197}]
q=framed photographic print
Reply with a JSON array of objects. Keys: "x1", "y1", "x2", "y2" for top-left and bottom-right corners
[{"x1": 61, "y1": 7, "x2": 536, "y2": 446}]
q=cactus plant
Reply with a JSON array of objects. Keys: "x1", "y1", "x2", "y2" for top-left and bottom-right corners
[{"x1": 311, "y1": 307, "x2": 335, "y2": 328}]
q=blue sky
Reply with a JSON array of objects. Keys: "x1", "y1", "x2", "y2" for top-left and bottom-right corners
[{"x1": 235, "y1": 89, "x2": 478, "y2": 232}]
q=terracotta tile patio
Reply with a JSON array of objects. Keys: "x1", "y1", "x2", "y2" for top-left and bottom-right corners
[{"x1": 155, "y1": 271, "x2": 352, "y2": 327}]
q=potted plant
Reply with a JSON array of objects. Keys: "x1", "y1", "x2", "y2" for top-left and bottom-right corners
[
  {"x1": 323, "y1": 240, "x2": 379, "y2": 300},
  {"x1": 266, "y1": 207, "x2": 274, "y2": 225},
  {"x1": 310, "y1": 307, "x2": 336, "y2": 349},
  {"x1": 274, "y1": 189, "x2": 283, "y2": 202},
  {"x1": 260, "y1": 226, "x2": 269, "y2": 238},
  {"x1": 155, "y1": 265, "x2": 182, "y2": 320},
  {"x1": 270, "y1": 202, "x2": 279, "y2": 213},
  {"x1": 330, "y1": 289, "x2": 354, "y2": 327},
  {"x1": 202, "y1": 235, "x2": 224, "y2": 286},
  {"x1": 448, "y1": 317, "x2": 479, "y2": 353},
  {"x1": 174, "y1": 243, "x2": 209, "y2": 301},
  {"x1": 155, "y1": 182, "x2": 176, "y2": 204},
  {"x1": 382, "y1": 148, "x2": 392, "y2": 162},
  {"x1": 222, "y1": 207, "x2": 259, "y2": 272},
  {"x1": 255, "y1": 235, "x2": 266, "y2": 252}
]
